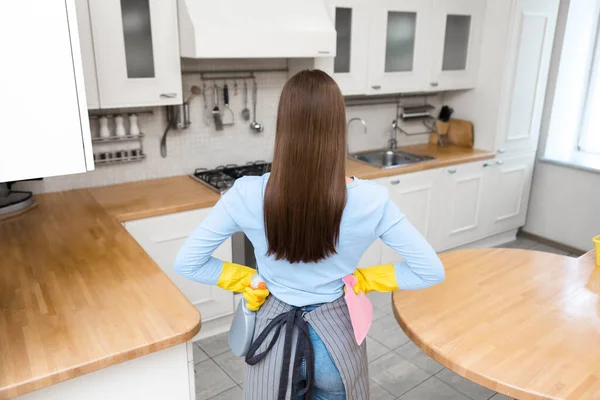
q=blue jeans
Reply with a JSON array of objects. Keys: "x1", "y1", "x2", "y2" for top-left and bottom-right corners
[{"x1": 295, "y1": 305, "x2": 346, "y2": 400}]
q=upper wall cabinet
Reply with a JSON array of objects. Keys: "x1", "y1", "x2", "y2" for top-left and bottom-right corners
[
  {"x1": 303, "y1": 0, "x2": 486, "y2": 95},
  {"x1": 429, "y1": 0, "x2": 486, "y2": 91},
  {"x1": 77, "y1": 0, "x2": 182, "y2": 109},
  {"x1": 495, "y1": 0, "x2": 559, "y2": 155},
  {"x1": 314, "y1": 0, "x2": 371, "y2": 95},
  {"x1": 1, "y1": 0, "x2": 94, "y2": 182},
  {"x1": 368, "y1": 0, "x2": 433, "y2": 94}
]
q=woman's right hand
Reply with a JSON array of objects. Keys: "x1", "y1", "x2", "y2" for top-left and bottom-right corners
[
  {"x1": 352, "y1": 265, "x2": 399, "y2": 294},
  {"x1": 217, "y1": 262, "x2": 270, "y2": 310}
]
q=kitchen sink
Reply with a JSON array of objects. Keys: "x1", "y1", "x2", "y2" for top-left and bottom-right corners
[{"x1": 350, "y1": 149, "x2": 436, "y2": 169}]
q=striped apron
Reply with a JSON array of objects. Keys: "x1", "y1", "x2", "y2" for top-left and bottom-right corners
[{"x1": 244, "y1": 295, "x2": 369, "y2": 400}]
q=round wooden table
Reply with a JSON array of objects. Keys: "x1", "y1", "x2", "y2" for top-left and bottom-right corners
[{"x1": 392, "y1": 248, "x2": 600, "y2": 400}]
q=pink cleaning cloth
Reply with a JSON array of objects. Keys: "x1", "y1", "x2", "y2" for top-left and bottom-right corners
[{"x1": 342, "y1": 275, "x2": 373, "y2": 345}]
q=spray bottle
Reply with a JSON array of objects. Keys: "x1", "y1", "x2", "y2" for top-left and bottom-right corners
[{"x1": 228, "y1": 275, "x2": 266, "y2": 357}]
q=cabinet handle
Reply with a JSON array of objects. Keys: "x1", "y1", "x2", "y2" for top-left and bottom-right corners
[
  {"x1": 483, "y1": 162, "x2": 492, "y2": 167},
  {"x1": 390, "y1": 179, "x2": 400, "y2": 185},
  {"x1": 160, "y1": 93, "x2": 177, "y2": 99},
  {"x1": 371, "y1": 85, "x2": 381, "y2": 90},
  {"x1": 430, "y1": 82, "x2": 439, "y2": 87},
  {"x1": 448, "y1": 168, "x2": 457, "y2": 174},
  {"x1": 497, "y1": 148, "x2": 506, "y2": 154},
  {"x1": 496, "y1": 160, "x2": 504, "y2": 165}
]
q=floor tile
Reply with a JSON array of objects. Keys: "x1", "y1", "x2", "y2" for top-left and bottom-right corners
[
  {"x1": 531, "y1": 243, "x2": 569, "y2": 256},
  {"x1": 396, "y1": 341, "x2": 444, "y2": 375},
  {"x1": 369, "y1": 352, "x2": 431, "y2": 396},
  {"x1": 495, "y1": 237, "x2": 538, "y2": 250},
  {"x1": 436, "y1": 368, "x2": 495, "y2": 400},
  {"x1": 198, "y1": 332, "x2": 231, "y2": 358},
  {"x1": 367, "y1": 336, "x2": 390, "y2": 363},
  {"x1": 399, "y1": 377, "x2": 470, "y2": 400},
  {"x1": 214, "y1": 350, "x2": 246, "y2": 384},
  {"x1": 207, "y1": 385, "x2": 243, "y2": 399},
  {"x1": 368, "y1": 314, "x2": 410, "y2": 350},
  {"x1": 193, "y1": 342, "x2": 209, "y2": 364},
  {"x1": 489, "y1": 393, "x2": 514, "y2": 400},
  {"x1": 195, "y1": 359, "x2": 237, "y2": 399},
  {"x1": 368, "y1": 291, "x2": 393, "y2": 312},
  {"x1": 372, "y1": 304, "x2": 388, "y2": 321},
  {"x1": 369, "y1": 379, "x2": 396, "y2": 400}
]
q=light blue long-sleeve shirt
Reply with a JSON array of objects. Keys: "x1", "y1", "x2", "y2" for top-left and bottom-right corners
[{"x1": 174, "y1": 174, "x2": 445, "y2": 307}]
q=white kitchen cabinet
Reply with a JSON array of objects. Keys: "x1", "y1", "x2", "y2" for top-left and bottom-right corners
[
  {"x1": 429, "y1": 0, "x2": 486, "y2": 91},
  {"x1": 0, "y1": 0, "x2": 93, "y2": 183},
  {"x1": 437, "y1": 160, "x2": 495, "y2": 251},
  {"x1": 374, "y1": 168, "x2": 441, "y2": 262},
  {"x1": 75, "y1": 0, "x2": 100, "y2": 109},
  {"x1": 313, "y1": 0, "x2": 371, "y2": 95},
  {"x1": 487, "y1": 153, "x2": 535, "y2": 235},
  {"x1": 295, "y1": 0, "x2": 486, "y2": 95},
  {"x1": 368, "y1": 0, "x2": 432, "y2": 94},
  {"x1": 124, "y1": 208, "x2": 234, "y2": 322},
  {"x1": 81, "y1": 0, "x2": 182, "y2": 108},
  {"x1": 495, "y1": 0, "x2": 559, "y2": 155}
]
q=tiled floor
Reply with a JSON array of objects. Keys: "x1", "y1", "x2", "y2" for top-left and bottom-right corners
[{"x1": 193, "y1": 236, "x2": 579, "y2": 399}]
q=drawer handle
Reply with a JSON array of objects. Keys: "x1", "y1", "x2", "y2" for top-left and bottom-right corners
[
  {"x1": 390, "y1": 179, "x2": 400, "y2": 185},
  {"x1": 160, "y1": 93, "x2": 177, "y2": 99},
  {"x1": 496, "y1": 160, "x2": 504, "y2": 165},
  {"x1": 497, "y1": 148, "x2": 506, "y2": 154},
  {"x1": 371, "y1": 85, "x2": 381, "y2": 90},
  {"x1": 430, "y1": 82, "x2": 439, "y2": 87},
  {"x1": 448, "y1": 168, "x2": 457, "y2": 174}
]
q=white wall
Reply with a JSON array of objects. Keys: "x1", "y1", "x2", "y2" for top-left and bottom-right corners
[
  {"x1": 524, "y1": 0, "x2": 600, "y2": 252},
  {"x1": 17, "y1": 59, "x2": 432, "y2": 194}
]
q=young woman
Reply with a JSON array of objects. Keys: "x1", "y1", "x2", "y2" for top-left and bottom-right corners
[{"x1": 175, "y1": 70, "x2": 444, "y2": 400}]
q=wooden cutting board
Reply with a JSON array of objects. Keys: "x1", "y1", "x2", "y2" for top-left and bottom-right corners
[{"x1": 429, "y1": 119, "x2": 474, "y2": 148}]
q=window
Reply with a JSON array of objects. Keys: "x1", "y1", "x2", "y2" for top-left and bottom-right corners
[
  {"x1": 543, "y1": 0, "x2": 600, "y2": 171},
  {"x1": 578, "y1": 18, "x2": 600, "y2": 154}
]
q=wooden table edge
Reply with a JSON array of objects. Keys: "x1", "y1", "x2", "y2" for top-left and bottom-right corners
[{"x1": 0, "y1": 317, "x2": 201, "y2": 399}]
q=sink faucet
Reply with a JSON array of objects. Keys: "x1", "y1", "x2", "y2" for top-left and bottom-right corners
[
  {"x1": 347, "y1": 118, "x2": 367, "y2": 155},
  {"x1": 388, "y1": 120, "x2": 399, "y2": 149}
]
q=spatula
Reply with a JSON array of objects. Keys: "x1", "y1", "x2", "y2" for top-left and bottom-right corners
[{"x1": 343, "y1": 275, "x2": 373, "y2": 345}]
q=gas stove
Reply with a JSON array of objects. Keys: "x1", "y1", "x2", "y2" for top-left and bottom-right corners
[{"x1": 191, "y1": 161, "x2": 272, "y2": 194}]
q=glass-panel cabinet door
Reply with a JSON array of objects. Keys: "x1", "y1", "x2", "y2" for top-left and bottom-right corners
[
  {"x1": 316, "y1": 0, "x2": 370, "y2": 95},
  {"x1": 429, "y1": 0, "x2": 485, "y2": 91},
  {"x1": 88, "y1": 0, "x2": 182, "y2": 108},
  {"x1": 368, "y1": 0, "x2": 432, "y2": 94}
]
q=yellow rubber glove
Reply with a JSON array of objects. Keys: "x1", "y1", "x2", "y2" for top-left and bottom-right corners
[
  {"x1": 352, "y1": 264, "x2": 399, "y2": 294},
  {"x1": 217, "y1": 262, "x2": 269, "y2": 311}
]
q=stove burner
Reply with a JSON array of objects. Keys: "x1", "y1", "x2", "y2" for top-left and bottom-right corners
[{"x1": 191, "y1": 161, "x2": 271, "y2": 194}]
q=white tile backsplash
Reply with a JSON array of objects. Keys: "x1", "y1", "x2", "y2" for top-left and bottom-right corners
[{"x1": 18, "y1": 61, "x2": 437, "y2": 194}]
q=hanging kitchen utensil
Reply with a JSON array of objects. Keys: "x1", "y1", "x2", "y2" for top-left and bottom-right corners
[
  {"x1": 186, "y1": 85, "x2": 201, "y2": 105},
  {"x1": 212, "y1": 83, "x2": 224, "y2": 131},
  {"x1": 233, "y1": 80, "x2": 239, "y2": 96},
  {"x1": 222, "y1": 84, "x2": 235, "y2": 126},
  {"x1": 202, "y1": 82, "x2": 212, "y2": 126},
  {"x1": 241, "y1": 80, "x2": 251, "y2": 121},
  {"x1": 250, "y1": 79, "x2": 264, "y2": 133}
]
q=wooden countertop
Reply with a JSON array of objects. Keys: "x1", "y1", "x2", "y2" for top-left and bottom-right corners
[
  {"x1": 346, "y1": 143, "x2": 494, "y2": 180},
  {"x1": 393, "y1": 248, "x2": 600, "y2": 400},
  {"x1": 0, "y1": 191, "x2": 201, "y2": 399},
  {"x1": 92, "y1": 144, "x2": 493, "y2": 221},
  {"x1": 89, "y1": 175, "x2": 220, "y2": 222}
]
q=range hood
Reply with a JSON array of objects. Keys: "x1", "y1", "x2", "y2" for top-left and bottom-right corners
[{"x1": 178, "y1": 0, "x2": 336, "y2": 59}]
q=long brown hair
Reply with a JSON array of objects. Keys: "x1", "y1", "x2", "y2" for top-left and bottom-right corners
[{"x1": 264, "y1": 70, "x2": 347, "y2": 263}]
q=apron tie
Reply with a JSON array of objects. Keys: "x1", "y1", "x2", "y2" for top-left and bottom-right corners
[{"x1": 245, "y1": 307, "x2": 315, "y2": 399}]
